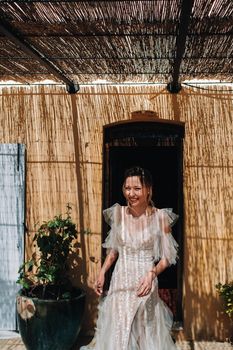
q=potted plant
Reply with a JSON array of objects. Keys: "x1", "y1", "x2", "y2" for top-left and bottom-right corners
[
  {"x1": 216, "y1": 281, "x2": 233, "y2": 319},
  {"x1": 16, "y1": 204, "x2": 86, "y2": 350},
  {"x1": 216, "y1": 281, "x2": 233, "y2": 343}
]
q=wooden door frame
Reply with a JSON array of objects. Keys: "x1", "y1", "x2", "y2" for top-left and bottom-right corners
[{"x1": 102, "y1": 118, "x2": 185, "y2": 326}]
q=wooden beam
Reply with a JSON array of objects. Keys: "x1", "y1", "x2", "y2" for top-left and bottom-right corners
[
  {"x1": 0, "y1": 55, "x2": 231, "y2": 61},
  {"x1": 167, "y1": 0, "x2": 194, "y2": 93},
  {"x1": 0, "y1": 18, "x2": 79, "y2": 93}
]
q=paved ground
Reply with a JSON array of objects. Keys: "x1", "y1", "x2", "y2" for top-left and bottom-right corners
[
  {"x1": 0, "y1": 336, "x2": 232, "y2": 350},
  {"x1": 176, "y1": 340, "x2": 232, "y2": 349}
]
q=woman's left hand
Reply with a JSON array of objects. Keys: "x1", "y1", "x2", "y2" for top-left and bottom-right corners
[{"x1": 136, "y1": 273, "x2": 153, "y2": 297}]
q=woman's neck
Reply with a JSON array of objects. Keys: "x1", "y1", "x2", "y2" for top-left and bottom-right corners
[{"x1": 128, "y1": 203, "x2": 148, "y2": 217}]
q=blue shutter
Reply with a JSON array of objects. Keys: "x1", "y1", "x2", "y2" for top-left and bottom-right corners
[{"x1": 0, "y1": 144, "x2": 25, "y2": 331}]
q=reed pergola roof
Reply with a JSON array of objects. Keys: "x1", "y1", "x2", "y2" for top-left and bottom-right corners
[{"x1": 0, "y1": 0, "x2": 232, "y2": 92}]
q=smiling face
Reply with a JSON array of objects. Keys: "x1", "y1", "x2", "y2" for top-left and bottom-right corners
[{"x1": 123, "y1": 176, "x2": 150, "y2": 210}]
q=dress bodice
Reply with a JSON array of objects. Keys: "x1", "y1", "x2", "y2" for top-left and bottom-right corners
[{"x1": 103, "y1": 203, "x2": 179, "y2": 265}]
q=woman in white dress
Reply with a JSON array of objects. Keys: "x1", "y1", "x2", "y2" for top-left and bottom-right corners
[{"x1": 81, "y1": 166, "x2": 179, "y2": 350}]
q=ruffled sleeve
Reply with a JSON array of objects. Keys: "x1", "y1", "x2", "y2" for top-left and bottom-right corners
[
  {"x1": 157, "y1": 208, "x2": 179, "y2": 265},
  {"x1": 102, "y1": 203, "x2": 121, "y2": 252}
]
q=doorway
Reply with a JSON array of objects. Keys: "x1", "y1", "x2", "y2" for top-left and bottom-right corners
[{"x1": 102, "y1": 120, "x2": 184, "y2": 324}]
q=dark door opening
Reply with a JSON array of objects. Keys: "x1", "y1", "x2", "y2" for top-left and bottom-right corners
[{"x1": 102, "y1": 120, "x2": 184, "y2": 325}]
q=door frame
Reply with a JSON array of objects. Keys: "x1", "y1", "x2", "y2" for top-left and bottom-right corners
[{"x1": 102, "y1": 118, "x2": 185, "y2": 326}]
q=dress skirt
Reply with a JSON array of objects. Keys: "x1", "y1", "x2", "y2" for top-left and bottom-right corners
[{"x1": 80, "y1": 253, "x2": 178, "y2": 350}]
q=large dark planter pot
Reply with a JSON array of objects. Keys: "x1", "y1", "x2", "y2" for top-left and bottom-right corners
[{"x1": 16, "y1": 289, "x2": 86, "y2": 350}]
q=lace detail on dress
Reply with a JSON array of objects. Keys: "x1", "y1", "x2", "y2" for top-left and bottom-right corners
[
  {"x1": 102, "y1": 203, "x2": 121, "y2": 252},
  {"x1": 160, "y1": 208, "x2": 179, "y2": 227},
  {"x1": 153, "y1": 208, "x2": 179, "y2": 265},
  {"x1": 103, "y1": 203, "x2": 120, "y2": 226}
]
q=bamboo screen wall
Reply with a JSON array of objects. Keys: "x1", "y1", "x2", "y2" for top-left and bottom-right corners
[{"x1": 0, "y1": 84, "x2": 232, "y2": 341}]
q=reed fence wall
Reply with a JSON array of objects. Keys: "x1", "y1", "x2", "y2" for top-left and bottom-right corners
[{"x1": 0, "y1": 84, "x2": 232, "y2": 341}]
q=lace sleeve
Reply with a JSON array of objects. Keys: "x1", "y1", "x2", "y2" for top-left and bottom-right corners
[
  {"x1": 102, "y1": 203, "x2": 121, "y2": 252},
  {"x1": 158, "y1": 208, "x2": 179, "y2": 265}
]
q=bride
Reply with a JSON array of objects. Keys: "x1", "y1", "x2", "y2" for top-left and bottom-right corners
[{"x1": 81, "y1": 166, "x2": 179, "y2": 350}]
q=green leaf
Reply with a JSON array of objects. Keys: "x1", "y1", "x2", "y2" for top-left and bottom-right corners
[{"x1": 61, "y1": 292, "x2": 71, "y2": 299}]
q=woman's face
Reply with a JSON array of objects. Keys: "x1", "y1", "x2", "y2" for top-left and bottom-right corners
[{"x1": 123, "y1": 176, "x2": 149, "y2": 209}]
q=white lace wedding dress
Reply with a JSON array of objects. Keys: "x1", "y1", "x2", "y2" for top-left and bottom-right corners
[{"x1": 81, "y1": 203, "x2": 179, "y2": 350}]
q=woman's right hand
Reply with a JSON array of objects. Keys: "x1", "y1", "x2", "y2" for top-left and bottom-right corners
[{"x1": 94, "y1": 272, "x2": 105, "y2": 296}]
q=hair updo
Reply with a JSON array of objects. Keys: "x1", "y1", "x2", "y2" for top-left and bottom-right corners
[{"x1": 123, "y1": 166, "x2": 154, "y2": 206}]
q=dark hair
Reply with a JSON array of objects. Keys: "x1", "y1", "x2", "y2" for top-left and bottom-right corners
[{"x1": 123, "y1": 166, "x2": 153, "y2": 188}]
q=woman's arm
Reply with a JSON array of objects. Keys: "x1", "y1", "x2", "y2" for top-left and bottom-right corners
[
  {"x1": 148, "y1": 257, "x2": 169, "y2": 279},
  {"x1": 137, "y1": 258, "x2": 169, "y2": 297},
  {"x1": 94, "y1": 249, "x2": 118, "y2": 296},
  {"x1": 138, "y1": 210, "x2": 178, "y2": 297},
  {"x1": 137, "y1": 214, "x2": 171, "y2": 297},
  {"x1": 100, "y1": 249, "x2": 118, "y2": 274}
]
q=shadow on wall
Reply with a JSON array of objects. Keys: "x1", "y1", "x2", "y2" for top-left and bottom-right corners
[
  {"x1": 184, "y1": 233, "x2": 233, "y2": 341},
  {"x1": 174, "y1": 86, "x2": 233, "y2": 341},
  {"x1": 184, "y1": 287, "x2": 232, "y2": 341},
  {"x1": 68, "y1": 247, "x2": 99, "y2": 335},
  {"x1": 66, "y1": 85, "x2": 233, "y2": 338}
]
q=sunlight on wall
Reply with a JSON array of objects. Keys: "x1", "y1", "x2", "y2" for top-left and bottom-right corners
[{"x1": 0, "y1": 83, "x2": 232, "y2": 340}]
